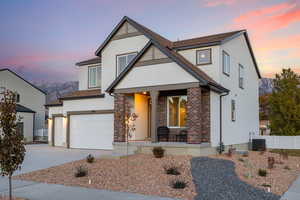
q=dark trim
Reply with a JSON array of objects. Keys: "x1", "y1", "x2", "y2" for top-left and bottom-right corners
[
  {"x1": 196, "y1": 48, "x2": 212, "y2": 66},
  {"x1": 16, "y1": 104, "x2": 36, "y2": 113},
  {"x1": 243, "y1": 32, "x2": 261, "y2": 78},
  {"x1": 222, "y1": 50, "x2": 230, "y2": 77},
  {"x1": 45, "y1": 103, "x2": 63, "y2": 108},
  {"x1": 76, "y1": 57, "x2": 101, "y2": 67},
  {"x1": 112, "y1": 31, "x2": 143, "y2": 41},
  {"x1": 135, "y1": 58, "x2": 172, "y2": 67},
  {"x1": 173, "y1": 41, "x2": 221, "y2": 51},
  {"x1": 115, "y1": 52, "x2": 138, "y2": 77},
  {"x1": 59, "y1": 94, "x2": 105, "y2": 101},
  {"x1": 0, "y1": 68, "x2": 47, "y2": 95}
]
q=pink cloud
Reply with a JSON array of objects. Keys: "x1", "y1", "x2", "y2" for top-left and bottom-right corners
[{"x1": 204, "y1": 0, "x2": 236, "y2": 7}]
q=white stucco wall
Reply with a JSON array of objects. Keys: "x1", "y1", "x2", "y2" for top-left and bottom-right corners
[
  {"x1": 116, "y1": 62, "x2": 199, "y2": 89},
  {"x1": 17, "y1": 112, "x2": 34, "y2": 142},
  {"x1": 216, "y1": 35, "x2": 259, "y2": 146},
  {"x1": 0, "y1": 70, "x2": 46, "y2": 136},
  {"x1": 178, "y1": 46, "x2": 221, "y2": 82}
]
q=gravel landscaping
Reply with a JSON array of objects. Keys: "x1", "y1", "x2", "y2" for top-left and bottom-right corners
[
  {"x1": 210, "y1": 151, "x2": 300, "y2": 196},
  {"x1": 0, "y1": 197, "x2": 26, "y2": 200},
  {"x1": 14, "y1": 154, "x2": 196, "y2": 200}
]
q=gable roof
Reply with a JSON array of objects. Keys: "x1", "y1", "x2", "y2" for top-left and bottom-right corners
[
  {"x1": 0, "y1": 68, "x2": 47, "y2": 95},
  {"x1": 16, "y1": 104, "x2": 35, "y2": 113},
  {"x1": 76, "y1": 57, "x2": 101, "y2": 66},
  {"x1": 106, "y1": 40, "x2": 229, "y2": 93}
]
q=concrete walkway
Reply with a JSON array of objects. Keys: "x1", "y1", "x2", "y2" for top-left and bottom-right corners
[
  {"x1": 280, "y1": 176, "x2": 300, "y2": 200},
  {"x1": 0, "y1": 178, "x2": 177, "y2": 200}
]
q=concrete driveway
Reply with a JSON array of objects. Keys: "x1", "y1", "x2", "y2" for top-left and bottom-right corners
[{"x1": 14, "y1": 144, "x2": 112, "y2": 175}]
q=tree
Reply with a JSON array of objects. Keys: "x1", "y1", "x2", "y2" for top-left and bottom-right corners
[
  {"x1": 259, "y1": 94, "x2": 271, "y2": 120},
  {"x1": 0, "y1": 90, "x2": 26, "y2": 200},
  {"x1": 269, "y1": 68, "x2": 300, "y2": 135}
]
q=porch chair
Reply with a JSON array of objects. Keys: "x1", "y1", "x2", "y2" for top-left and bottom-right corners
[
  {"x1": 176, "y1": 130, "x2": 188, "y2": 142},
  {"x1": 157, "y1": 126, "x2": 170, "y2": 142}
]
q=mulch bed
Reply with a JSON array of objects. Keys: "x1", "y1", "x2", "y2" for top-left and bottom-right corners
[{"x1": 14, "y1": 154, "x2": 196, "y2": 200}]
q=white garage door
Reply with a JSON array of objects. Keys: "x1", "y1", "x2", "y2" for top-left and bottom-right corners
[
  {"x1": 54, "y1": 117, "x2": 65, "y2": 147},
  {"x1": 69, "y1": 114, "x2": 114, "y2": 150}
]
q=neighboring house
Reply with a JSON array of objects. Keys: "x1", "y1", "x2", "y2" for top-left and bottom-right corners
[
  {"x1": 46, "y1": 16, "x2": 260, "y2": 155},
  {"x1": 0, "y1": 68, "x2": 46, "y2": 142}
]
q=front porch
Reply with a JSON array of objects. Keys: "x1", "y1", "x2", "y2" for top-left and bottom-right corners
[{"x1": 113, "y1": 83, "x2": 211, "y2": 148}]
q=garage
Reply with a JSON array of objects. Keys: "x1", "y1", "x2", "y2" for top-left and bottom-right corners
[
  {"x1": 54, "y1": 117, "x2": 65, "y2": 147},
  {"x1": 69, "y1": 113, "x2": 114, "y2": 150}
]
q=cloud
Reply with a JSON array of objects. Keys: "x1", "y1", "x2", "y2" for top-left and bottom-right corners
[{"x1": 204, "y1": 0, "x2": 236, "y2": 7}]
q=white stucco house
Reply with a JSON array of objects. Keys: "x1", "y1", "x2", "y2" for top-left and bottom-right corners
[
  {"x1": 46, "y1": 16, "x2": 260, "y2": 155},
  {"x1": 0, "y1": 68, "x2": 46, "y2": 142}
]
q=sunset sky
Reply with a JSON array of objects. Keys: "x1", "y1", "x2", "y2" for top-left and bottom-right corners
[{"x1": 0, "y1": 0, "x2": 299, "y2": 83}]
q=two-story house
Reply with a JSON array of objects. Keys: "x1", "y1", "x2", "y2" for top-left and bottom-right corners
[
  {"x1": 0, "y1": 68, "x2": 46, "y2": 142},
  {"x1": 46, "y1": 16, "x2": 260, "y2": 155}
]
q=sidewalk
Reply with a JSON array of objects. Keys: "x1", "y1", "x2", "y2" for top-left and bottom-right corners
[
  {"x1": 281, "y1": 176, "x2": 300, "y2": 200},
  {"x1": 0, "y1": 178, "x2": 177, "y2": 200}
]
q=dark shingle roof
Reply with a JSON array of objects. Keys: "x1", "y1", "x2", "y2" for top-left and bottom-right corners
[
  {"x1": 16, "y1": 104, "x2": 35, "y2": 113},
  {"x1": 44, "y1": 99, "x2": 63, "y2": 107},
  {"x1": 59, "y1": 89, "x2": 105, "y2": 100}
]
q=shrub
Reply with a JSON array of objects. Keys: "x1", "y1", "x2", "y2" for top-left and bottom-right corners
[
  {"x1": 262, "y1": 183, "x2": 271, "y2": 188},
  {"x1": 268, "y1": 157, "x2": 275, "y2": 169},
  {"x1": 86, "y1": 154, "x2": 95, "y2": 163},
  {"x1": 258, "y1": 169, "x2": 267, "y2": 177},
  {"x1": 152, "y1": 147, "x2": 165, "y2": 158},
  {"x1": 242, "y1": 152, "x2": 249, "y2": 157},
  {"x1": 170, "y1": 179, "x2": 187, "y2": 189},
  {"x1": 238, "y1": 158, "x2": 245, "y2": 162},
  {"x1": 164, "y1": 165, "x2": 181, "y2": 175},
  {"x1": 74, "y1": 166, "x2": 88, "y2": 177},
  {"x1": 284, "y1": 165, "x2": 291, "y2": 170}
]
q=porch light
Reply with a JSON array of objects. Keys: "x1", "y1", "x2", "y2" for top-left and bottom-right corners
[{"x1": 142, "y1": 91, "x2": 147, "y2": 95}]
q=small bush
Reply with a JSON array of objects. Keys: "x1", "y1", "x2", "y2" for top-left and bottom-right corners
[
  {"x1": 86, "y1": 154, "x2": 95, "y2": 163},
  {"x1": 262, "y1": 183, "x2": 271, "y2": 188},
  {"x1": 284, "y1": 165, "x2": 291, "y2": 170},
  {"x1": 268, "y1": 157, "x2": 275, "y2": 169},
  {"x1": 238, "y1": 158, "x2": 245, "y2": 162},
  {"x1": 74, "y1": 166, "x2": 88, "y2": 177},
  {"x1": 164, "y1": 166, "x2": 181, "y2": 175},
  {"x1": 242, "y1": 152, "x2": 249, "y2": 157},
  {"x1": 258, "y1": 169, "x2": 267, "y2": 177},
  {"x1": 170, "y1": 179, "x2": 187, "y2": 189},
  {"x1": 152, "y1": 147, "x2": 165, "y2": 158}
]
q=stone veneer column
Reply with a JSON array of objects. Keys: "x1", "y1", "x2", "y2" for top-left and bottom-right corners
[
  {"x1": 114, "y1": 94, "x2": 126, "y2": 142},
  {"x1": 201, "y1": 91, "x2": 210, "y2": 142},
  {"x1": 187, "y1": 87, "x2": 202, "y2": 144}
]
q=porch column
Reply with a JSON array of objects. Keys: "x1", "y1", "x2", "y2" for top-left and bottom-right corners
[
  {"x1": 150, "y1": 90, "x2": 159, "y2": 142},
  {"x1": 187, "y1": 87, "x2": 202, "y2": 144},
  {"x1": 114, "y1": 94, "x2": 126, "y2": 142}
]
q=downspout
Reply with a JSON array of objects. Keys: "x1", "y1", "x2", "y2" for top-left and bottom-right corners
[{"x1": 218, "y1": 91, "x2": 229, "y2": 154}]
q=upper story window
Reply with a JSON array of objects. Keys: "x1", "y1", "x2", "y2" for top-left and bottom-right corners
[
  {"x1": 15, "y1": 92, "x2": 20, "y2": 103},
  {"x1": 239, "y1": 64, "x2": 245, "y2": 89},
  {"x1": 88, "y1": 65, "x2": 101, "y2": 88},
  {"x1": 116, "y1": 52, "x2": 137, "y2": 76},
  {"x1": 167, "y1": 96, "x2": 187, "y2": 128},
  {"x1": 231, "y1": 99, "x2": 236, "y2": 122},
  {"x1": 196, "y1": 49, "x2": 212, "y2": 65},
  {"x1": 0, "y1": 87, "x2": 5, "y2": 94},
  {"x1": 222, "y1": 51, "x2": 230, "y2": 76}
]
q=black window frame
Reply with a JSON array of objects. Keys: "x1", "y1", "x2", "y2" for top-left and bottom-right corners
[{"x1": 196, "y1": 48, "x2": 212, "y2": 66}]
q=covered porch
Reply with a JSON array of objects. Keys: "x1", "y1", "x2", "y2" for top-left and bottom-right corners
[{"x1": 113, "y1": 83, "x2": 211, "y2": 145}]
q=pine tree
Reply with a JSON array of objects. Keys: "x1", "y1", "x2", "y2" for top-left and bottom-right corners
[
  {"x1": 0, "y1": 89, "x2": 26, "y2": 200},
  {"x1": 269, "y1": 68, "x2": 300, "y2": 135}
]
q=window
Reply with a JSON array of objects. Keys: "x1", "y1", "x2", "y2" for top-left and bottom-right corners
[
  {"x1": 222, "y1": 51, "x2": 230, "y2": 76},
  {"x1": 196, "y1": 49, "x2": 212, "y2": 65},
  {"x1": 15, "y1": 93, "x2": 20, "y2": 103},
  {"x1": 231, "y1": 99, "x2": 236, "y2": 122},
  {"x1": 239, "y1": 64, "x2": 244, "y2": 89},
  {"x1": 116, "y1": 53, "x2": 137, "y2": 76},
  {"x1": 0, "y1": 87, "x2": 5, "y2": 94},
  {"x1": 17, "y1": 122, "x2": 24, "y2": 136},
  {"x1": 88, "y1": 65, "x2": 101, "y2": 88},
  {"x1": 167, "y1": 96, "x2": 187, "y2": 127}
]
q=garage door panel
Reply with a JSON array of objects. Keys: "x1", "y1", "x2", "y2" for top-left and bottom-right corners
[
  {"x1": 70, "y1": 114, "x2": 113, "y2": 150},
  {"x1": 54, "y1": 117, "x2": 64, "y2": 147}
]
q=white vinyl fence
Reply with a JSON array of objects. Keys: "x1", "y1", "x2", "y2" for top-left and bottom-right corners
[{"x1": 253, "y1": 135, "x2": 300, "y2": 149}]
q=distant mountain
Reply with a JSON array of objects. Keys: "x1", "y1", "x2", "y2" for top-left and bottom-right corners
[
  {"x1": 259, "y1": 78, "x2": 274, "y2": 95},
  {"x1": 34, "y1": 81, "x2": 78, "y2": 104}
]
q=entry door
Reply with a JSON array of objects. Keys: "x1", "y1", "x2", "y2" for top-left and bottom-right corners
[{"x1": 54, "y1": 117, "x2": 64, "y2": 147}]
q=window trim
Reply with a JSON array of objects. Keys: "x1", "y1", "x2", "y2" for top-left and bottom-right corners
[
  {"x1": 115, "y1": 52, "x2": 138, "y2": 77},
  {"x1": 222, "y1": 50, "x2": 230, "y2": 76},
  {"x1": 238, "y1": 64, "x2": 244, "y2": 89},
  {"x1": 167, "y1": 95, "x2": 187, "y2": 128},
  {"x1": 196, "y1": 48, "x2": 212, "y2": 66},
  {"x1": 88, "y1": 65, "x2": 101, "y2": 89}
]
